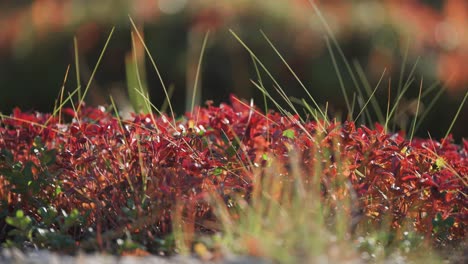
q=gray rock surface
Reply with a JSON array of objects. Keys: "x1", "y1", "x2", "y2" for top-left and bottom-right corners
[{"x1": 0, "y1": 248, "x2": 271, "y2": 264}]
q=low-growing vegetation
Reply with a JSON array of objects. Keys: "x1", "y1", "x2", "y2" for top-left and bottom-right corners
[{"x1": 0, "y1": 93, "x2": 466, "y2": 262}]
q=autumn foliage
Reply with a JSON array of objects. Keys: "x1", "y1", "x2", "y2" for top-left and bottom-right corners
[{"x1": 0, "y1": 96, "x2": 466, "y2": 253}]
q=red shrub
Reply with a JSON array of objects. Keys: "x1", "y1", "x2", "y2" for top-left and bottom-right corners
[{"x1": 0, "y1": 97, "x2": 466, "y2": 250}]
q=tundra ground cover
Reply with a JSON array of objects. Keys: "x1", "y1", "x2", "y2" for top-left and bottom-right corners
[
  {"x1": 0, "y1": 3, "x2": 467, "y2": 262},
  {"x1": 0, "y1": 93, "x2": 466, "y2": 262}
]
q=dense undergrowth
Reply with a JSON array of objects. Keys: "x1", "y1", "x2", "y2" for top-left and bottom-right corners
[{"x1": 0, "y1": 95, "x2": 466, "y2": 261}]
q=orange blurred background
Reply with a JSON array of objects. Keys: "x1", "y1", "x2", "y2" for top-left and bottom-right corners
[{"x1": 0, "y1": 0, "x2": 466, "y2": 138}]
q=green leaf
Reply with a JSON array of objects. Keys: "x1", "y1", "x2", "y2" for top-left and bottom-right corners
[
  {"x1": 213, "y1": 167, "x2": 223, "y2": 176},
  {"x1": 54, "y1": 185, "x2": 62, "y2": 197},
  {"x1": 38, "y1": 206, "x2": 58, "y2": 226},
  {"x1": 4, "y1": 161, "x2": 35, "y2": 194},
  {"x1": 0, "y1": 149, "x2": 14, "y2": 164},
  {"x1": 444, "y1": 216, "x2": 455, "y2": 227},
  {"x1": 432, "y1": 213, "x2": 442, "y2": 226},
  {"x1": 22, "y1": 162, "x2": 37, "y2": 193},
  {"x1": 62, "y1": 209, "x2": 82, "y2": 232},
  {"x1": 122, "y1": 239, "x2": 142, "y2": 251},
  {"x1": 16, "y1": 210, "x2": 24, "y2": 218},
  {"x1": 432, "y1": 213, "x2": 455, "y2": 239},
  {"x1": 35, "y1": 230, "x2": 76, "y2": 250},
  {"x1": 226, "y1": 145, "x2": 237, "y2": 158},
  {"x1": 282, "y1": 129, "x2": 295, "y2": 139},
  {"x1": 435, "y1": 157, "x2": 445, "y2": 169},
  {"x1": 6, "y1": 210, "x2": 33, "y2": 232},
  {"x1": 40, "y1": 149, "x2": 57, "y2": 166},
  {"x1": 33, "y1": 136, "x2": 45, "y2": 149}
]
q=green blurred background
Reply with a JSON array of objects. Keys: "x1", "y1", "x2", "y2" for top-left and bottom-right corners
[{"x1": 0, "y1": 0, "x2": 466, "y2": 139}]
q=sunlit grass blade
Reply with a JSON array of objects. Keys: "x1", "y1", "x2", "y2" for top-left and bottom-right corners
[
  {"x1": 308, "y1": 1, "x2": 367, "y2": 120},
  {"x1": 409, "y1": 78, "x2": 423, "y2": 142},
  {"x1": 325, "y1": 37, "x2": 351, "y2": 116},
  {"x1": 354, "y1": 68, "x2": 386, "y2": 124},
  {"x1": 415, "y1": 85, "x2": 444, "y2": 133},
  {"x1": 132, "y1": 86, "x2": 168, "y2": 121},
  {"x1": 126, "y1": 30, "x2": 151, "y2": 114},
  {"x1": 129, "y1": 16, "x2": 175, "y2": 125},
  {"x1": 68, "y1": 91, "x2": 81, "y2": 126},
  {"x1": 250, "y1": 80, "x2": 287, "y2": 119},
  {"x1": 384, "y1": 77, "x2": 414, "y2": 132},
  {"x1": 249, "y1": 80, "x2": 293, "y2": 120},
  {"x1": 161, "y1": 84, "x2": 175, "y2": 114},
  {"x1": 260, "y1": 30, "x2": 327, "y2": 122},
  {"x1": 77, "y1": 27, "x2": 115, "y2": 114},
  {"x1": 288, "y1": 97, "x2": 321, "y2": 125},
  {"x1": 353, "y1": 60, "x2": 386, "y2": 124},
  {"x1": 125, "y1": 55, "x2": 141, "y2": 113},
  {"x1": 272, "y1": 84, "x2": 301, "y2": 118},
  {"x1": 392, "y1": 57, "x2": 420, "y2": 131},
  {"x1": 51, "y1": 65, "x2": 70, "y2": 125},
  {"x1": 188, "y1": 31, "x2": 210, "y2": 114},
  {"x1": 250, "y1": 53, "x2": 271, "y2": 143},
  {"x1": 421, "y1": 80, "x2": 441, "y2": 98},
  {"x1": 44, "y1": 86, "x2": 80, "y2": 127},
  {"x1": 385, "y1": 78, "x2": 392, "y2": 133},
  {"x1": 250, "y1": 54, "x2": 268, "y2": 113},
  {"x1": 442, "y1": 91, "x2": 467, "y2": 145},
  {"x1": 229, "y1": 30, "x2": 308, "y2": 124},
  {"x1": 230, "y1": 32, "x2": 313, "y2": 128},
  {"x1": 350, "y1": 92, "x2": 357, "y2": 122},
  {"x1": 73, "y1": 37, "x2": 82, "y2": 102}
]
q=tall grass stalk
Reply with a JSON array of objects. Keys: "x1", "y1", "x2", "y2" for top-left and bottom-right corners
[
  {"x1": 129, "y1": 16, "x2": 176, "y2": 125},
  {"x1": 260, "y1": 30, "x2": 328, "y2": 123},
  {"x1": 384, "y1": 77, "x2": 414, "y2": 131},
  {"x1": 43, "y1": 86, "x2": 80, "y2": 127},
  {"x1": 409, "y1": 78, "x2": 423, "y2": 142},
  {"x1": 229, "y1": 30, "x2": 311, "y2": 125},
  {"x1": 325, "y1": 37, "x2": 352, "y2": 116},
  {"x1": 77, "y1": 27, "x2": 115, "y2": 114},
  {"x1": 353, "y1": 60, "x2": 386, "y2": 124},
  {"x1": 415, "y1": 85, "x2": 444, "y2": 133},
  {"x1": 353, "y1": 68, "x2": 387, "y2": 124},
  {"x1": 50, "y1": 65, "x2": 70, "y2": 125},
  {"x1": 442, "y1": 91, "x2": 467, "y2": 145},
  {"x1": 308, "y1": 1, "x2": 367, "y2": 119},
  {"x1": 392, "y1": 58, "x2": 420, "y2": 131},
  {"x1": 161, "y1": 84, "x2": 175, "y2": 114},
  {"x1": 188, "y1": 31, "x2": 210, "y2": 114},
  {"x1": 126, "y1": 30, "x2": 151, "y2": 114},
  {"x1": 73, "y1": 37, "x2": 82, "y2": 102}
]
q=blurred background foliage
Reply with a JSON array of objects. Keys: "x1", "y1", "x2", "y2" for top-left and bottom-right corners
[{"x1": 0, "y1": 0, "x2": 466, "y2": 139}]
